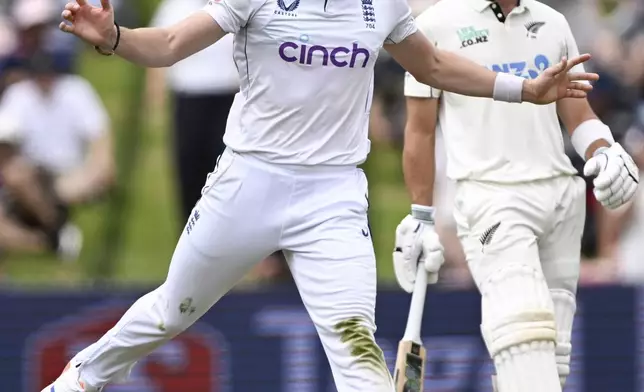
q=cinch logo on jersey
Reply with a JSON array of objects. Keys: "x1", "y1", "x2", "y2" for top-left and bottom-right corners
[
  {"x1": 279, "y1": 42, "x2": 370, "y2": 68},
  {"x1": 458, "y1": 26, "x2": 489, "y2": 48},
  {"x1": 489, "y1": 54, "x2": 551, "y2": 79}
]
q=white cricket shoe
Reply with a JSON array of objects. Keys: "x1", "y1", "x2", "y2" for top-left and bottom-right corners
[{"x1": 41, "y1": 361, "x2": 101, "y2": 392}]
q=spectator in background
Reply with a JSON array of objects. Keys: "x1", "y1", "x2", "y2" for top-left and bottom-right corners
[
  {"x1": 0, "y1": 50, "x2": 115, "y2": 260},
  {"x1": 0, "y1": 12, "x2": 17, "y2": 95},
  {"x1": 0, "y1": 0, "x2": 56, "y2": 92},
  {"x1": 539, "y1": 0, "x2": 637, "y2": 55},
  {"x1": 611, "y1": 112, "x2": 644, "y2": 284},
  {"x1": 541, "y1": 0, "x2": 644, "y2": 261},
  {"x1": 147, "y1": 0, "x2": 239, "y2": 224},
  {"x1": 48, "y1": 0, "x2": 131, "y2": 74},
  {"x1": 583, "y1": 118, "x2": 644, "y2": 284},
  {"x1": 1, "y1": 0, "x2": 133, "y2": 87},
  {"x1": 587, "y1": 1, "x2": 644, "y2": 283}
]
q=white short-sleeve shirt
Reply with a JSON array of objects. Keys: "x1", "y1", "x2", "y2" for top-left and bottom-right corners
[
  {"x1": 202, "y1": 0, "x2": 417, "y2": 165},
  {"x1": 0, "y1": 75, "x2": 109, "y2": 175},
  {"x1": 405, "y1": 0, "x2": 581, "y2": 183}
]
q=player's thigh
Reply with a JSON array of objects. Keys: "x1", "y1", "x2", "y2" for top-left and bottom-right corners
[
  {"x1": 453, "y1": 182, "x2": 557, "y2": 354},
  {"x1": 187, "y1": 149, "x2": 284, "y2": 258},
  {"x1": 158, "y1": 150, "x2": 283, "y2": 330},
  {"x1": 287, "y1": 239, "x2": 377, "y2": 334},
  {"x1": 285, "y1": 170, "x2": 390, "y2": 389},
  {"x1": 539, "y1": 176, "x2": 586, "y2": 293},
  {"x1": 286, "y1": 169, "x2": 376, "y2": 331},
  {"x1": 158, "y1": 231, "x2": 269, "y2": 334},
  {"x1": 453, "y1": 181, "x2": 544, "y2": 288}
]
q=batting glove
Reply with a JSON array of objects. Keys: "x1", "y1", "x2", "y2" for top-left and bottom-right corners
[
  {"x1": 393, "y1": 205, "x2": 445, "y2": 293},
  {"x1": 584, "y1": 143, "x2": 639, "y2": 209}
]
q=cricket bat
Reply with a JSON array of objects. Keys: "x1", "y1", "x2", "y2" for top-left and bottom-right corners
[{"x1": 393, "y1": 266, "x2": 428, "y2": 392}]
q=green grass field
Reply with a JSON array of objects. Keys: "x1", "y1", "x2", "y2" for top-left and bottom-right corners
[{"x1": 2, "y1": 4, "x2": 410, "y2": 287}]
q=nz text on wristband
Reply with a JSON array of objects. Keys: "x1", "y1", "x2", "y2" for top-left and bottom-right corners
[{"x1": 94, "y1": 22, "x2": 121, "y2": 56}]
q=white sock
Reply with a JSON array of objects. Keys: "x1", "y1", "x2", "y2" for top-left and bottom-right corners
[{"x1": 494, "y1": 341, "x2": 562, "y2": 392}]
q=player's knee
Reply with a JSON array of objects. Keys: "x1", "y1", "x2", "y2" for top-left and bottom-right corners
[
  {"x1": 159, "y1": 315, "x2": 190, "y2": 337},
  {"x1": 551, "y1": 289, "x2": 576, "y2": 386},
  {"x1": 327, "y1": 316, "x2": 391, "y2": 391},
  {"x1": 480, "y1": 263, "x2": 557, "y2": 359},
  {"x1": 330, "y1": 317, "x2": 387, "y2": 369},
  {"x1": 149, "y1": 288, "x2": 195, "y2": 337}
]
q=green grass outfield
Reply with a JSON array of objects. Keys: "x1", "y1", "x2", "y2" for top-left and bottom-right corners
[{"x1": 3, "y1": 8, "x2": 410, "y2": 288}]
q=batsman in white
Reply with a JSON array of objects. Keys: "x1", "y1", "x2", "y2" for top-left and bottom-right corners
[
  {"x1": 45, "y1": 0, "x2": 597, "y2": 390},
  {"x1": 395, "y1": 0, "x2": 640, "y2": 391}
]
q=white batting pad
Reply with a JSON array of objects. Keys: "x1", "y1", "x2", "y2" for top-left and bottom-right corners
[
  {"x1": 480, "y1": 263, "x2": 557, "y2": 357},
  {"x1": 551, "y1": 288, "x2": 577, "y2": 386},
  {"x1": 480, "y1": 263, "x2": 562, "y2": 392}
]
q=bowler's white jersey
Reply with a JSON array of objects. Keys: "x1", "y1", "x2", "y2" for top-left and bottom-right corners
[
  {"x1": 405, "y1": 0, "x2": 581, "y2": 183},
  {"x1": 203, "y1": 0, "x2": 416, "y2": 165}
]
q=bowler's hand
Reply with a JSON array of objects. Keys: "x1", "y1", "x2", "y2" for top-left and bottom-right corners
[
  {"x1": 523, "y1": 54, "x2": 599, "y2": 104},
  {"x1": 60, "y1": 0, "x2": 116, "y2": 50}
]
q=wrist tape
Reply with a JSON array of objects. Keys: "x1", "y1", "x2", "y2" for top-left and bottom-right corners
[
  {"x1": 493, "y1": 73, "x2": 524, "y2": 103},
  {"x1": 411, "y1": 204, "x2": 435, "y2": 224},
  {"x1": 571, "y1": 119, "x2": 614, "y2": 160}
]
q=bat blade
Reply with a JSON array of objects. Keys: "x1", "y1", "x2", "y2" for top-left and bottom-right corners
[{"x1": 393, "y1": 340, "x2": 426, "y2": 392}]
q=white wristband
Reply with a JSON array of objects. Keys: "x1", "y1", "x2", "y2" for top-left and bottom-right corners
[
  {"x1": 411, "y1": 204, "x2": 435, "y2": 224},
  {"x1": 493, "y1": 73, "x2": 524, "y2": 103},
  {"x1": 570, "y1": 119, "x2": 615, "y2": 160}
]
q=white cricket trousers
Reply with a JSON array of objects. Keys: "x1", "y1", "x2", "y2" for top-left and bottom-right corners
[
  {"x1": 72, "y1": 149, "x2": 393, "y2": 392},
  {"x1": 453, "y1": 175, "x2": 586, "y2": 388}
]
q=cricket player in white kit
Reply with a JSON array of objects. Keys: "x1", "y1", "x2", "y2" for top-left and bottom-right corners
[
  {"x1": 395, "y1": 0, "x2": 640, "y2": 391},
  {"x1": 45, "y1": 0, "x2": 597, "y2": 390}
]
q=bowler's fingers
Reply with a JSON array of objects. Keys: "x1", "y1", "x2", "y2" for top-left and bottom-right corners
[
  {"x1": 567, "y1": 81, "x2": 593, "y2": 93},
  {"x1": 564, "y1": 53, "x2": 592, "y2": 72},
  {"x1": 62, "y1": 10, "x2": 74, "y2": 22},
  {"x1": 59, "y1": 21, "x2": 75, "y2": 33},
  {"x1": 567, "y1": 72, "x2": 600, "y2": 83},
  {"x1": 65, "y1": 2, "x2": 80, "y2": 11},
  {"x1": 565, "y1": 89, "x2": 587, "y2": 99},
  {"x1": 543, "y1": 57, "x2": 567, "y2": 78}
]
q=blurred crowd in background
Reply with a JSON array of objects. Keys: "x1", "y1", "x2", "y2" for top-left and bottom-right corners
[{"x1": 0, "y1": 0, "x2": 642, "y2": 290}]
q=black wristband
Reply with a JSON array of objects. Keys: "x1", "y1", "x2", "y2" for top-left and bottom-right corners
[
  {"x1": 112, "y1": 22, "x2": 121, "y2": 51},
  {"x1": 94, "y1": 22, "x2": 120, "y2": 56}
]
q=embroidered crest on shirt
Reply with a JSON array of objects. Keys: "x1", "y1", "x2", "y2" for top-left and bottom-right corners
[
  {"x1": 362, "y1": 0, "x2": 376, "y2": 29},
  {"x1": 276, "y1": 0, "x2": 300, "y2": 16},
  {"x1": 525, "y1": 21, "x2": 546, "y2": 39}
]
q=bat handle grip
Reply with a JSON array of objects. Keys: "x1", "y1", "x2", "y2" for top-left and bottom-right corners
[{"x1": 403, "y1": 265, "x2": 428, "y2": 343}]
